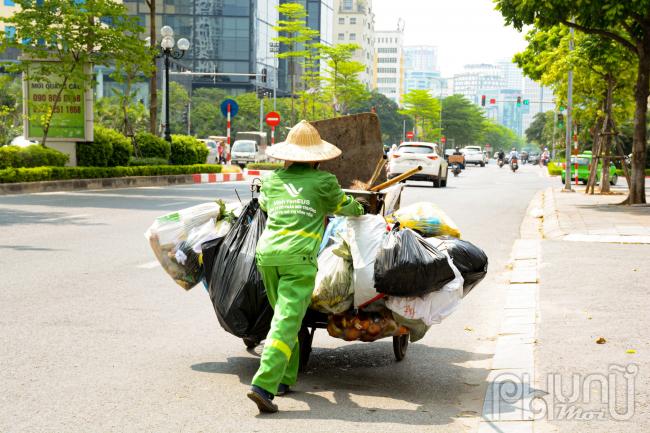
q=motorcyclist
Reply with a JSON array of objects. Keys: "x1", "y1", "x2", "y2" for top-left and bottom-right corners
[
  {"x1": 541, "y1": 148, "x2": 550, "y2": 166},
  {"x1": 452, "y1": 147, "x2": 465, "y2": 169},
  {"x1": 509, "y1": 147, "x2": 519, "y2": 161},
  {"x1": 497, "y1": 149, "x2": 505, "y2": 161}
]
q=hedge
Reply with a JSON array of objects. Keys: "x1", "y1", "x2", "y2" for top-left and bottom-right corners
[
  {"x1": 0, "y1": 164, "x2": 222, "y2": 183},
  {"x1": 77, "y1": 126, "x2": 133, "y2": 167},
  {"x1": 128, "y1": 157, "x2": 169, "y2": 166},
  {"x1": 547, "y1": 161, "x2": 562, "y2": 176},
  {"x1": 246, "y1": 162, "x2": 283, "y2": 170},
  {"x1": 0, "y1": 145, "x2": 68, "y2": 169},
  {"x1": 615, "y1": 168, "x2": 650, "y2": 176},
  {"x1": 170, "y1": 134, "x2": 209, "y2": 165},
  {"x1": 134, "y1": 132, "x2": 170, "y2": 160}
]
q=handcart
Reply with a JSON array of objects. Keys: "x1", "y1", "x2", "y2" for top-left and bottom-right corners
[{"x1": 244, "y1": 166, "x2": 422, "y2": 371}]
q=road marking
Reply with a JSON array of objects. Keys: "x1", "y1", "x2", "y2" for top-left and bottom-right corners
[
  {"x1": 158, "y1": 201, "x2": 191, "y2": 208},
  {"x1": 137, "y1": 260, "x2": 160, "y2": 269},
  {"x1": 41, "y1": 213, "x2": 90, "y2": 222}
]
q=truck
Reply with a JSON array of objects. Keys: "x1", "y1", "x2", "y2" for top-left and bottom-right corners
[{"x1": 230, "y1": 132, "x2": 268, "y2": 168}]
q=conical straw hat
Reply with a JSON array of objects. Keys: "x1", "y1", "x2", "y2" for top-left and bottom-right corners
[{"x1": 266, "y1": 120, "x2": 342, "y2": 162}]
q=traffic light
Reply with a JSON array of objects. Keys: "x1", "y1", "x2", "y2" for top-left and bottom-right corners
[
  {"x1": 557, "y1": 113, "x2": 564, "y2": 127},
  {"x1": 516, "y1": 96, "x2": 522, "y2": 107},
  {"x1": 261, "y1": 68, "x2": 267, "y2": 83},
  {"x1": 489, "y1": 98, "x2": 496, "y2": 104},
  {"x1": 523, "y1": 99, "x2": 529, "y2": 105},
  {"x1": 481, "y1": 95, "x2": 486, "y2": 106}
]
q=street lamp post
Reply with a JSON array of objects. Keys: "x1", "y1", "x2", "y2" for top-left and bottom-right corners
[{"x1": 151, "y1": 26, "x2": 190, "y2": 142}]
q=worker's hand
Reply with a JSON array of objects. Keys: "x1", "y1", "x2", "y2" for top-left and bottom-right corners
[{"x1": 356, "y1": 198, "x2": 371, "y2": 215}]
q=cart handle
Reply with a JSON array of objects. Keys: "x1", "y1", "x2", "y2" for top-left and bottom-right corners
[{"x1": 370, "y1": 166, "x2": 422, "y2": 192}]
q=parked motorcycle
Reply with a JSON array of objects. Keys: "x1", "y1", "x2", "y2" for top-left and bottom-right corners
[{"x1": 510, "y1": 157, "x2": 519, "y2": 173}]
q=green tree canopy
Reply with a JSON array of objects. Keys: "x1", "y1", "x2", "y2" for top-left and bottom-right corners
[
  {"x1": 0, "y1": 0, "x2": 151, "y2": 146},
  {"x1": 441, "y1": 95, "x2": 485, "y2": 147},
  {"x1": 495, "y1": 0, "x2": 649, "y2": 203}
]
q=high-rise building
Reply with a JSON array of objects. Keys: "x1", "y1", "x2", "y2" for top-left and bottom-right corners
[
  {"x1": 521, "y1": 77, "x2": 554, "y2": 136},
  {"x1": 373, "y1": 21, "x2": 404, "y2": 104},
  {"x1": 403, "y1": 45, "x2": 445, "y2": 98},
  {"x1": 452, "y1": 63, "x2": 503, "y2": 105},
  {"x1": 0, "y1": 1, "x2": 21, "y2": 63},
  {"x1": 277, "y1": 0, "x2": 334, "y2": 96},
  {"x1": 332, "y1": 0, "x2": 375, "y2": 89},
  {"x1": 404, "y1": 45, "x2": 438, "y2": 72}
]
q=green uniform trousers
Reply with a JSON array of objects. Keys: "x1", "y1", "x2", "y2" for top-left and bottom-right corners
[{"x1": 252, "y1": 263, "x2": 317, "y2": 395}]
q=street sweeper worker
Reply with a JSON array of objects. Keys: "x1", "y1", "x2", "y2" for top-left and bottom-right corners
[{"x1": 247, "y1": 120, "x2": 364, "y2": 413}]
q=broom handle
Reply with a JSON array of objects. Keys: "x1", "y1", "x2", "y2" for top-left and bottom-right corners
[{"x1": 370, "y1": 166, "x2": 422, "y2": 192}]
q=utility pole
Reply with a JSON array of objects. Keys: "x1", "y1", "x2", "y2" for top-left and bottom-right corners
[
  {"x1": 564, "y1": 26, "x2": 574, "y2": 191},
  {"x1": 552, "y1": 109, "x2": 557, "y2": 160}
]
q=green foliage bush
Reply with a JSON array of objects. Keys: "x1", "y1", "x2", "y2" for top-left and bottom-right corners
[
  {"x1": 128, "y1": 157, "x2": 169, "y2": 166},
  {"x1": 77, "y1": 126, "x2": 133, "y2": 167},
  {"x1": 170, "y1": 134, "x2": 208, "y2": 165},
  {"x1": 0, "y1": 145, "x2": 68, "y2": 169},
  {"x1": 246, "y1": 162, "x2": 283, "y2": 170},
  {"x1": 547, "y1": 161, "x2": 562, "y2": 176},
  {"x1": 0, "y1": 164, "x2": 223, "y2": 183},
  {"x1": 134, "y1": 132, "x2": 170, "y2": 160}
]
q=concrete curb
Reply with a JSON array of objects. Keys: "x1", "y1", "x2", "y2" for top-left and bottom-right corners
[
  {"x1": 0, "y1": 172, "x2": 244, "y2": 195},
  {"x1": 244, "y1": 169, "x2": 274, "y2": 180},
  {"x1": 541, "y1": 187, "x2": 565, "y2": 240},
  {"x1": 478, "y1": 193, "x2": 544, "y2": 433}
]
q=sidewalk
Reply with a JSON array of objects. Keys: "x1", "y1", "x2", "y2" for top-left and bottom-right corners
[{"x1": 542, "y1": 185, "x2": 650, "y2": 243}]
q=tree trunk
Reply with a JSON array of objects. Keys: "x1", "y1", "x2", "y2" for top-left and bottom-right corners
[
  {"x1": 586, "y1": 116, "x2": 603, "y2": 194},
  {"x1": 41, "y1": 73, "x2": 72, "y2": 148},
  {"x1": 600, "y1": 76, "x2": 614, "y2": 193},
  {"x1": 627, "y1": 44, "x2": 650, "y2": 204},
  {"x1": 148, "y1": 0, "x2": 157, "y2": 135}
]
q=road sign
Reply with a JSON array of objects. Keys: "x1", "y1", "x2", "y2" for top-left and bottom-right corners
[
  {"x1": 485, "y1": 143, "x2": 492, "y2": 150},
  {"x1": 265, "y1": 111, "x2": 281, "y2": 127},
  {"x1": 441, "y1": 136, "x2": 446, "y2": 144},
  {"x1": 220, "y1": 99, "x2": 239, "y2": 117},
  {"x1": 406, "y1": 131, "x2": 414, "y2": 139}
]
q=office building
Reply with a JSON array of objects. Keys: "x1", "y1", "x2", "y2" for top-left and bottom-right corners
[
  {"x1": 404, "y1": 45, "x2": 438, "y2": 72},
  {"x1": 452, "y1": 63, "x2": 504, "y2": 105},
  {"x1": 403, "y1": 45, "x2": 446, "y2": 98},
  {"x1": 374, "y1": 21, "x2": 404, "y2": 104},
  {"x1": 332, "y1": 0, "x2": 375, "y2": 89}
]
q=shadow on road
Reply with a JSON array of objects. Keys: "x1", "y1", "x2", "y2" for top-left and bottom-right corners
[
  {"x1": 0, "y1": 208, "x2": 105, "y2": 227},
  {"x1": 192, "y1": 341, "x2": 492, "y2": 425}
]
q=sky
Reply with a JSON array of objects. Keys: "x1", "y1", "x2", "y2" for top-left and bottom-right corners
[{"x1": 372, "y1": 0, "x2": 529, "y2": 77}]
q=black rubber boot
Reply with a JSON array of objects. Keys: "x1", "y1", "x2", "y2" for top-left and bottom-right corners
[
  {"x1": 247, "y1": 385, "x2": 278, "y2": 413},
  {"x1": 276, "y1": 384, "x2": 291, "y2": 396}
]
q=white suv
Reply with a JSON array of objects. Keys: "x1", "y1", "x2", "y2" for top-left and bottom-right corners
[
  {"x1": 461, "y1": 146, "x2": 486, "y2": 167},
  {"x1": 388, "y1": 142, "x2": 448, "y2": 187}
]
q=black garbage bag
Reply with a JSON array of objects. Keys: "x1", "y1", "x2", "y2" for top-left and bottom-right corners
[
  {"x1": 208, "y1": 199, "x2": 273, "y2": 342},
  {"x1": 437, "y1": 236, "x2": 488, "y2": 297},
  {"x1": 201, "y1": 236, "x2": 226, "y2": 286},
  {"x1": 374, "y1": 227, "x2": 455, "y2": 297}
]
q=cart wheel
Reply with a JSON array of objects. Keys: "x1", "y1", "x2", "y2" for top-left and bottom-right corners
[
  {"x1": 243, "y1": 337, "x2": 258, "y2": 349},
  {"x1": 298, "y1": 326, "x2": 314, "y2": 372},
  {"x1": 393, "y1": 334, "x2": 409, "y2": 361}
]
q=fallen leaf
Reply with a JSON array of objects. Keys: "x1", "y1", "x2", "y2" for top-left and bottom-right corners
[
  {"x1": 626, "y1": 349, "x2": 637, "y2": 354},
  {"x1": 464, "y1": 326, "x2": 473, "y2": 332},
  {"x1": 463, "y1": 382, "x2": 480, "y2": 387},
  {"x1": 457, "y1": 410, "x2": 478, "y2": 418},
  {"x1": 587, "y1": 316, "x2": 592, "y2": 320},
  {"x1": 596, "y1": 337, "x2": 607, "y2": 344}
]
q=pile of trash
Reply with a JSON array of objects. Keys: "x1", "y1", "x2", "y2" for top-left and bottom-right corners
[
  {"x1": 311, "y1": 202, "x2": 488, "y2": 342},
  {"x1": 146, "y1": 199, "x2": 488, "y2": 345}
]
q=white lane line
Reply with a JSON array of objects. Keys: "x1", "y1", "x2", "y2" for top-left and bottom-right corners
[
  {"x1": 137, "y1": 260, "x2": 160, "y2": 269},
  {"x1": 158, "y1": 201, "x2": 190, "y2": 208},
  {"x1": 41, "y1": 213, "x2": 90, "y2": 222}
]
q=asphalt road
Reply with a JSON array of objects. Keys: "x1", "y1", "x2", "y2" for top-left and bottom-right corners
[{"x1": 0, "y1": 162, "x2": 551, "y2": 433}]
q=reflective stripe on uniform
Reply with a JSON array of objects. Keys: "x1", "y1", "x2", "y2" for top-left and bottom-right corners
[
  {"x1": 273, "y1": 228, "x2": 322, "y2": 240},
  {"x1": 267, "y1": 338, "x2": 292, "y2": 360},
  {"x1": 333, "y1": 194, "x2": 349, "y2": 213}
]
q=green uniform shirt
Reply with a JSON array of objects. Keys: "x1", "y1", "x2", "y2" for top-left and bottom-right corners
[{"x1": 256, "y1": 163, "x2": 363, "y2": 266}]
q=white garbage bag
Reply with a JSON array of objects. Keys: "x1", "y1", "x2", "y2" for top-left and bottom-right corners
[
  {"x1": 311, "y1": 242, "x2": 353, "y2": 314},
  {"x1": 386, "y1": 255, "x2": 464, "y2": 325},
  {"x1": 343, "y1": 214, "x2": 388, "y2": 308}
]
